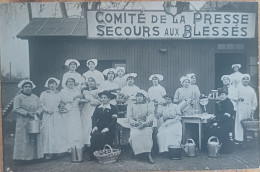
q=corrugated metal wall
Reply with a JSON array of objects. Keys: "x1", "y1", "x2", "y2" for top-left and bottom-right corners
[{"x1": 29, "y1": 38, "x2": 216, "y2": 98}]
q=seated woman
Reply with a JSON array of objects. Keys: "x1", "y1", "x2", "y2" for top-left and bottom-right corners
[
  {"x1": 157, "y1": 95, "x2": 182, "y2": 154},
  {"x1": 127, "y1": 90, "x2": 155, "y2": 164},
  {"x1": 219, "y1": 75, "x2": 236, "y2": 110},
  {"x1": 13, "y1": 80, "x2": 43, "y2": 161},
  {"x1": 205, "y1": 88, "x2": 235, "y2": 153},
  {"x1": 88, "y1": 90, "x2": 118, "y2": 161}
]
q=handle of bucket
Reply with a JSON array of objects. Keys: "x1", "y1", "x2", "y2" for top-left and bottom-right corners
[
  {"x1": 178, "y1": 141, "x2": 187, "y2": 152},
  {"x1": 104, "y1": 144, "x2": 113, "y2": 152},
  {"x1": 208, "y1": 136, "x2": 219, "y2": 144},
  {"x1": 75, "y1": 145, "x2": 78, "y2": 161},
  {"x1": 187, "y1": 138, "x2": 195, "y2": 144}
]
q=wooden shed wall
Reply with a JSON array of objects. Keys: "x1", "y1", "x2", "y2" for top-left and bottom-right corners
[{"x1": 29, "y1": 38, "x2": 216, "y2": 98}]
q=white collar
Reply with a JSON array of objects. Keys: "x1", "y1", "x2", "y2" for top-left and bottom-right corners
[{"x1": 98, "y1": 103, "x2": 111, "y2": 109}]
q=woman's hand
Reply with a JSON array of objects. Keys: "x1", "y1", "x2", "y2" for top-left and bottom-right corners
[
  {"x1": 27, "y1": 112, "x2": 35, "y2": 118},
  {"x1": 101, "y1": 128, "x2": 109, "y2": 133},
  {"x1": 73, "y1": 94, "x2": 82, "y2": 100},
  {"x1": 92, "y1": 126, "x2": 98, "y2": 133},
  {"x1": 224, "y1": 113, "x2": 231, "y2": 118},
  {"x1": 187, "y1": 99, "x2": 194, "y2": 105}
]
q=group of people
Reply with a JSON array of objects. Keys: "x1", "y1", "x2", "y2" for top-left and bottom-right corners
[
  {"x1": 12, "y1": 59, "x2": 257, "y2": 164},
  {"x1": 209, "y1": 64, "x2": 258, "y2": 152}
]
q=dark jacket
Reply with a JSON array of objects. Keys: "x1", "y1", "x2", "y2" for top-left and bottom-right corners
[
  {"x1": 215, "y1": 98, "x2": 235, "y2": 131},
  {"x1": 92, "y1": 104, "x2": 118, "y2": 133}
]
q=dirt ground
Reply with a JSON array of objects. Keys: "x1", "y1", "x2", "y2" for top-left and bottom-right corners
[{"x1": 3, "y1": 133, "x2": 260, "y2": 172}]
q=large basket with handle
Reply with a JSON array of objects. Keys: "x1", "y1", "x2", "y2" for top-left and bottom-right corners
[
  {"x1": 93, "y1": 144, "x2": 121, "y2": 164},
  {"x1": 241, "y1": 118, "x2": 260, "y2": 131}
]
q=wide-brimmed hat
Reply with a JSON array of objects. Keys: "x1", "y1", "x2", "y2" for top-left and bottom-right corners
[
  {"x1": 218, "y1": 88, "x2": 228, "y2": 95},
  {"x1": 18, "y1": 79, "x2": 36, "y2": 89},
  {"x1": 98, "y1": 90, "x2": 117, "y2": 99},
  {"x1": 44, "y1": 77, "x2": 60, "y2": 88},
  {"x1": 199, "y1": 94, "x2": 208, "y2": 99},
  {"x1": 149, "y1": 74, "x2": 163, "y2": 81},
  {"x1": 65, "y1": 59, "x2": 80, "y2": 67}
]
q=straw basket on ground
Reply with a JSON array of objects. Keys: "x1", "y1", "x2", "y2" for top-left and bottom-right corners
[
  {"x1": 241, "y1": 118, "x2": 260, "y2": 131},
  {"x1": 93, "y1": 144, "x2": 121, "y2": 164}
]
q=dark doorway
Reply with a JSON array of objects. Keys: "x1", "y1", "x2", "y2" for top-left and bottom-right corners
[{"x1": 215, "y1": 53, "x2": 247, "y2": 88}]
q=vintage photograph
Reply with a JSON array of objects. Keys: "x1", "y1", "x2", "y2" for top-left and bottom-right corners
[{"x1": 0, "y1": 1, "x2": 259, "y2": 172}]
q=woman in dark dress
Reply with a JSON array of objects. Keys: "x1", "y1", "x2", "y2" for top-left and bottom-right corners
[
  {"x1": 205, "y1": 88, "x2": 235, "y2": 154},
  {"x1": 88, "y1": 90, "x2": 118, "y2": 160}
]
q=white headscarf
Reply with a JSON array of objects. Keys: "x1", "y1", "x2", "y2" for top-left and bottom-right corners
[
  {"x1": 126, "y1": 73, "x2": 137, "y2": 79},
  {"x1": 86, "y1": 59, "x2": 98, "y2": 67},
  {"x1": 65, "y1": 59, "x2": 80, "y2": 68},
  {"x1": 18, "y1": 79, "x2": 36, "y2": 89},
  {"x1": 186, "y1": 73, "x2": 196, "y2": 79},
  {"x1": 44, "y1": 77, "x2": 60, "y2": 88},
  {"x1": 103, "y1": 68, "x2": 117, "y2": 76},
  {"x1": 180, "y1": 76, "x2": 190, "y2": 85},
  {"x1": 241, "y1": 74, "x2": 250, "y2": 80},
  {"x1": 149, "y1": 74, "x2": 163, "y2": 81},
  {"x1": 231, "y1": 64, "x2": 241, "y2": 69},
  {"x1": 136, "y1": 89, "x2": 148, "y2": 98},
  {"x1": 221, "y1": 75, "x2": 230, "y2": 81},
  {"x1": 116, "y1": 67, "x2": 126, "y2": 74}
]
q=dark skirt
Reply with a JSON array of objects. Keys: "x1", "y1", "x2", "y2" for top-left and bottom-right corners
[
  {"x1": 90, "y1": 130, "x2": 114, "y2": 156},
  {"x1": 203, "y1": 124, "x2": 234, "y2": 154}
]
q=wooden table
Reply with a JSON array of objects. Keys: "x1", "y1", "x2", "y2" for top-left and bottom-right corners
[{"x1": 181, "y1": 114, "x2": 215, "y2": 151}]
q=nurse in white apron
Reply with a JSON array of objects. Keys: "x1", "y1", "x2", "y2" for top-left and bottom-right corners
[
  {"x1": 230, "y1": 64, "x2": 243, "y2": 88},
  {"x1": 120, "y1": 73, "x2": 140, "y2": 104},
  {"x1": 186, "y1": 73, "x2": 201, "y2": 113},
  {"x1": 62, "y1": 59, "x2": 83, "y2": 90},
  {"x1": 82, "y1": 59, "x2": 104, "y2": 87},
  {"x1": 99, "y1": 68, "x2": 120, "y2": 105},
  {"x1": 232, "y1": 74, "x2": 257, "y2": 143}
]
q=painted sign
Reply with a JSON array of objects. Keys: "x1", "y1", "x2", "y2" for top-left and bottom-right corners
[{"x1": 87, "y1": 10, "x2": 256, "y2": 39}]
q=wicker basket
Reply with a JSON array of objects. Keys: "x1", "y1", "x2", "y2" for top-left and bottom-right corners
[
  {"x1": 241, "y1": 119, "x2": 260, "y2": 131},
  {"x1": 94, "y1": 144, "x2": 121, "y2": 164}
]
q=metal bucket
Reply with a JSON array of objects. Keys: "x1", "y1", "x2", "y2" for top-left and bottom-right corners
[
  {"x1": 27, "y1": 120, "x2": 41, "y2": 134},
  {"x1": 168, "y1": 145, "x2": 182, "y2": 160},
  {"x1": 71, "y1": 146, "x2": 83, "y2": 162}
]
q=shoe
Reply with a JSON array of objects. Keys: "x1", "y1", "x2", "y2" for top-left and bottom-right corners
[{"x1": 148, "y1": 154, "x2": 155, "y2": 164}]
